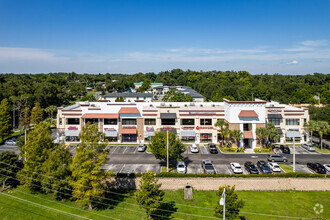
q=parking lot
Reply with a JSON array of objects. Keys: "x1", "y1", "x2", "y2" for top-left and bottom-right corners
[
  {"x1": 108, "y1": 145, "x2": 147, "y2": 154},
  {"x1": 102, "y1": 163, "x2": 161, "y2": 173},
  {"x1": 185, "y1": 145, "x2": 211, "y2": 155},
  {"x1": 288, "y1": 146, "x2": 320, "y2": 155}
]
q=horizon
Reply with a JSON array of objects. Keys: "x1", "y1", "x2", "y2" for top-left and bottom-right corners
[{"x1": 0, "y1": 0, "x2": 329, "y2": 74}]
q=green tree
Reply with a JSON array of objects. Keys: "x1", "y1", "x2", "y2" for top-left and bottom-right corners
[
  {"x1": 138, "y1": 79, "x2": 152, "y2": 92},
  {"x1": 256, "y1": 127, "x2": 268, "y2": 148},
  {"x1": 0, "y1": 98, "x2": 12, "y2": 142},
  {"x1": 148, "y1": 131, "x2": 185, "y2": 162},
  {"x1": 70, "y1": 122, "x2": 109, "y2": 210},
  {"x1": 18, "y1": 122, "x2": 53, "y2": 191},
  {"x1": 30, "y1": 102, "x2": 43, "y2": 125},
  {"x1": 80, "y1": 93, "x2": 97, "y2": 102},
  {"x1": 303, "y1": 120, "x2": 317, "y2": 143},
  {"x1": 266, "y1": 123, "x2": 280, "y2": 145},
  {"x1": 0, "y1": 151, "x2": 18, "y2": 188},
  {"x1": 214, "y1": 185, "x2": 244, "y2": 219},
  {"x1": 115, "y1": 96, "x2": 124, "y2": 102},
  {"x1": 44, "y1": 105, "x2": 57, "y2": 119},
  {"x1": 135, "y1": 172, "x2": 164, "y2": 219},
  {"x1": 215, "y1": 119, "x2": 229, "y2": 147},
  {"x1": 315, "y1": 121, "x2": 330, "y2": 151},
  {"x1": 230, "y1": 129, "x2": 243, "y2": 151},
  {"x1": 42, "y1": 144, "x2": 72, "y2": 200},
  {"x1": 20, "y1": 106, "x2": 30, "y2": 130}
]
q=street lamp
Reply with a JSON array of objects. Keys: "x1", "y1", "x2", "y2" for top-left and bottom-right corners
[
  {"x1": 219, "y1": 188, "x2": 226, "y2": 220},
  {"x1": 286, "y1": 129, "x2": 301, "y2": 172}
]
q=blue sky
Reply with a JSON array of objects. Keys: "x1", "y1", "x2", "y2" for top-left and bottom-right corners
[{"x1": 0, "y1": 0, "x2": 329, "y2": 74}]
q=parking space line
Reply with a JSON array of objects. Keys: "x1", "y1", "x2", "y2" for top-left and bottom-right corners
[
  {"x1": 134, "y1": 146, "x2": 138, "y2": 154},
  {"x1": 112, "y1": 146, "x2": 119, "y2": 153},
  {"x1": 225, "y1": 164, "x2": 232, "y2": 174},
  {"x1": 123, "y1": 146, "x2": 128, "y2": 154},
  {"x1": 119, "y1": 164, "x2": 125, "y2": 173}
]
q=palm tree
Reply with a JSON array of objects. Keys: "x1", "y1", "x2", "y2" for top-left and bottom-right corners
[
  {"x1": 315, "y1": 121, "x2": 329, "y2": 151},
  {"x1": 267, "y1": 123, "x2": 280, "y2": 146},
  {"x1": 214, "y1": 119, "x2": 229, "y2": 147},
  {"x1": 230, "y1": 129, "x2": 243, "y2": 152},
  {"x1": 45, "y1": 105, "x2": 57, "y2": 119},
  {"x1": 222, "y1": 128, "x2": 231, "y2": 148},
  {"x1": 303, "y1": 120, "x2": 317, "y2": 144},
  {"x1": 256, "y1": 127, "x2": 268, "y2": 148}
]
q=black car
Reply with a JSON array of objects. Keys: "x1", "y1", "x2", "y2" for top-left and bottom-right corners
[
  {"x1": 257, "y1": 160, "x2": 272, "y2": 174},
  {"x1": 280, "y1": 145, "x2": 290, "y2": 154},
  {"x1": 208, "y1": 144, "x2": 218, "y2": 154},
  {"x1": 244, "y1": 161, "x2": 259, "y2": 174},
  {"x1": 307, "y1": 163, "x2": 326, "y2": 174}
]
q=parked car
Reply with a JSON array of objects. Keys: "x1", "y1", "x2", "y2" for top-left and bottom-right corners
[
  {"x1": 301, "y1": 144, "x2": 316, "y2": 152},
  {"x1": 323, "y1": 164, "x2": 330, "y2": 172},
  {"x1": 267, "y1": 154, "x2": 288, "y2": 162},
  {"x1": 177, "y1": 161, "x2": 187, "y2": 174},
  {"x1": 201, "y1": 160, "x2": 216, "y2": 174},
  {"x1": 208, "y1": 143, "x2": 218, "y2": 154},
  {"x1": 4, "y1": 139, "x2": 16, "y2": 146},
  {"x1": 190, "y1": 144, "x2": 199, "y2": 153},
  {"x1": 268, "y1": 162, "x2": 281, "y2": 172},
  {"x1": 307, "y1": 163, "x2": 326, "y2": 174},
  {"x1": 257, "y1": 160, "x2": 272, "y2": 174},
  {"x1": 230, "y1": 162, "x2": 243, "y2": 174},
  {"x1": 137, "y1": 144, "x2": 147, "y2": 152},
  {"x1": 280, "y1": 145, "x2": 290, "y2": 154},
  {"x1": 244, "y1": 161, "x2": 259, "y2": 174}
]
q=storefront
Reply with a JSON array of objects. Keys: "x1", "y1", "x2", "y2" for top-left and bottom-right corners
[
  {"x1": 65, "y1": 130, "x2": 80, "y2": 142},
  {"x1": 121, "y1": 127, "x2": 137, "y2": 142},
  {"x1": 200, "y1": 133, "x2": 212, "y2": 143},
  {"x1": 104, "y1": 129, "x2": 118, "y2": 142},
  {"x1": 180, "y1": 129, "x2": 196, "y2": 142}
]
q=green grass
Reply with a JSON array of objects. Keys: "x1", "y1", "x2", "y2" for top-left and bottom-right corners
[
  {"x1": 280, "y1": 164, "x2": 293, "y2": 173},
  {"x1": 0, "y1": 187, "x2": 329, "y2": 220},
  {"x1": 314, "y1": 146, "x2": 330, "y2": 153}
]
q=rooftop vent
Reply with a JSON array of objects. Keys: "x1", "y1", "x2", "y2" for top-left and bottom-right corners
[
  {"x1": 200, "y1": 104, "x2": 203, "y2": 107},
  {"x1": 149, "y1": 104, "x2": 153, "y2": 107},
  {"x1": 189, "y1": 103, "x2": 195, "y2": 106},
  {"x1": 184, "y1": 104, "x2": 188, "y2": 107},
  {"x1": 169, "y1": 104, "x2": 172, "y2": 107},
  {"x1": 212, "y1": 104, "x2": 215, "y2": 107},
  {"x1": 161, "y1": 102, "x2": 165, "y2": 106}
]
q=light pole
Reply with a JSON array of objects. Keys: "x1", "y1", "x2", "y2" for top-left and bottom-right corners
[
  {"x1": 251, "y1": 93, "x2": 254, "y2": 101},
  {"x1": 219, "y1": 188, "x2": 226, "y2": 220},
  {"x1": 167, "y1": 130, "x2": 169, "y2": 172},
  {"x1": 293, "y1": 137, "x2": 295, "y2": 172}
]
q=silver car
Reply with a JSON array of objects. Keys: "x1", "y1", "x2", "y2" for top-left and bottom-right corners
[
  {"x1": 5, "y1": 139, "x2": 16, "y2": 146},
  {"x1": 190, "y1": 144, "x2": 199, "y2": 153},
  {"x1": 137, "y1": 144, "x2": 147, "y2": 152},
  {"x1": 177, "y1": 161, "x2": 187, "y2": 174},
  {"x1": 301, "y1": 144, "x2": 316, "y2": 152}
]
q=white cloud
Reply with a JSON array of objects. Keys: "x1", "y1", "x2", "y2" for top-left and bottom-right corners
[
  {"x1": 301, "y1": 40, "x2": 328, "y2": 47},
  {"x1": 287, "y1": 60, "x2": 299, "y2": 65}
]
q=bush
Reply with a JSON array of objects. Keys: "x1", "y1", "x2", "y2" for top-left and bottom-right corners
[{"x1": 254, "y1": 148, "x2": 272, "y2": 153}]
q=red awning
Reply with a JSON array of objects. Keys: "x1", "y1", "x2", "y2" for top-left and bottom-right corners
[
  {"x1": 82, "y1": 113, "x2": 119, "y2": 119},
  {"x1": 121, "y1": 128, "x2": 137, "y2": 134},
  {"x1": 243, "y1": 131, "x2": 253, "y2": 139},
  {"x1": 238, "y1": 110, "x2": 258, "y2": 117}
]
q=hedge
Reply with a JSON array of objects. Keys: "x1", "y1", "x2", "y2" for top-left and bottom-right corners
[{"x1": 114, "y1": 172, "x2": 329, "y2": 178}]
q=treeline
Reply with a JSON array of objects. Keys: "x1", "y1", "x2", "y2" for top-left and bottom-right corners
[{"x1": 1, "y1": 70, "x2": 329, "y2": 109}]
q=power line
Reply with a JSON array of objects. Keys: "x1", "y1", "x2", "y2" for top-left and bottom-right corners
[{"x1": 0, "y1": 191, "x2": 93, "y2": 220}]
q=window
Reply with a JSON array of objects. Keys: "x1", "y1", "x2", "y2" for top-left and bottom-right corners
[
  {"x1": 85, "y1": 118, "x2": 98, "y2": 124},
  {"x1": 59, "y1": 118, "x2": 62, "y2": 125},
  {"x1": 269, "y1": 119, "x2": 280, "y2": 125},
  {"x1": 200, "y1": 119, "x2": 212, "y2": 125},
  {"x1": 104, "y1": 119, "x2": 117, "y2": 125},
  {"x1": 122, "y1": 119, "x2": 136, "y2": 125},
  {"x1": 161, "y1": 119, "x2": 175, "y2": 125},
  {"x1": 286, "y1": 119, "x2": 299, "y2": 126},
  {"x1": 145, "y1": 119, "x2": 156, "y2": 125},
  {"x1": 181, "y1": 119, "x2": 195, "y2": 125},
  {"x1": 200, "y1": 133, "x2": 212, "y2": 142},
  {"x1": 243, "y1": 123, "x2": 249, "y2": 131},
  {"x1": 67, "y1": 118, "x2": 80, "y2": 125},
  {"x1": 304, "y1": 119, "x2": 307, "y2": 123}
]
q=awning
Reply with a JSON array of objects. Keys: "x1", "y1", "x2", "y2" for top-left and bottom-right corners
[
  {"x1": 65, "y1": 130, "x2": 80, "y2": 136},
  {"x1": 243, "y1": 131, "x2": 253, "y2": 139},
  {"x1": 119, "y1": 113, "x2": 141, "y2": 118},
  {"x1": 276, "y1": 127, "x2": 283, "y2": 135},
  {"x1": 181, "y1": 130, "x2": 196, "y2": 137},
  {"x1": 82, "y1": 113, "x2": 119, "y2": 119},
  {"x1": 160, "y1": 113, "x2": 177, "y2": 119},
  {"x1": 161, "y1": 128, "x2": 177, "y2": 134},
  {"x1": 268, "y1": 114, "x2": 283, "y2": 119},
  {"x1": 286, "y1": 130, "x2": 301, "y2": 138},
  {"x1": 104, "y1": 130, "x2": 118, "y2": 137},
  {"x1": 239, "y1": 110, "x2": 258, "y2": 118},
  {"x1": 119, "y1": 107, "x2": 140, "y2": 114},
  {"x1": 121, "y1": 128, "x2": 137, "y2": 134}
]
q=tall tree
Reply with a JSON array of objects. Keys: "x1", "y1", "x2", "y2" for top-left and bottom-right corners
[
  {"x1": 20, "y1": 106, "x2": 30, "y2": 130},
  {"x1": 148, "y1": 131, "x2": 185, "y2": 162},
  {"x1": 215, "y1": 119, "x2": 229, "y2": 147},
  {"x1": 0, "y1": 151, "x2": 18, "y2": 188},
  {"x1": 138, "y1": 78, "x2": 152, "y2": 92},
  {"x1": 44, "y1": 105, "x2": 57, "y2": 119},
  {"x1": 18, "y1": 122, "x2": 53, "y2": 191},
  {"x1": 315, "y1": 121, "x2": 329, "y2": 151},
  {"x1": 256, "y1": 127, "x2": 268, "y2": 148},
  {"x1": 303, "y1": 120, "x2": 317, "y2": 143},
  {"x1": 266, "y1": 123, "x2": 280, "y2": 145},
  {"x1": 30, "y1": 102, "x2": 43, "y2": 125},
  {"x1": 70, "y1": 122, "x2": 109, "y2": 210},
  {"x1": 0, "y1": 98, "x2": 12, "y2": 142},
  {"x1": 135, "y1": 172, "x2": 164, "y2": 219},
  {"x1": 214, "y1": 185, "x2": 244, "y2": 219},
  {"x1": 42, "y1": 144, "x2": 72, "y2": 200},
  {"x1": 230, "y1": 129, "x2": 243, "y2": 151}
]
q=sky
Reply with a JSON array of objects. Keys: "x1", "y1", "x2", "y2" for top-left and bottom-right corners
[{"x1": 0, "y1": 0, "x2": 329, "y2": 75}]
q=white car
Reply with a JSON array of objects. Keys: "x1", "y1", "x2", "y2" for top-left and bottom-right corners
[
  {"x1": 268, "y1": 162, "x2": 281, "y2": 172},
  {"x1": 324, "y1": 164, "x2": 330, "y2": 172},
  {"x1": 5, "y1": 139, "x2": 16, "y2": 146},
  {"x1": 230, "y1": 163, "x2": 243, "y2": 174},
  {"x1": 177, "y1": 161, "x2": 187, "y2": 174},
  {"x1": 190, "y1": 144, "x2": 199, "y2": 153}
]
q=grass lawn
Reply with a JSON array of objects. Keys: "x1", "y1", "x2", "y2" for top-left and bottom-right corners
[
  {"x1": 1, "y1": 187, "x2": 329, "y2": 220},
  {"x1": 314, "y1": 146, "x2": 330, "y2": 153},
  {"x1": 280, "y1": 164, "x2": 293, "y2": 173}
]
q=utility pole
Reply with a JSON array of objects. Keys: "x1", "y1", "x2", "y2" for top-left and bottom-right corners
[
  {"x1": 251, "y1": 93, "x2": 254, "y2": 101},
  {"x1": 293, "y1": 137, "x2": 295, "y2": 172},
  {"x1": 167, "y1": 130, "x2": 169, "y2": 172}
]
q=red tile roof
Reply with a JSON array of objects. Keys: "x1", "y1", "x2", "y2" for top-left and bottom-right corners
[
  {"x1": 82, "y1": 113, "x2": 119, "y2": 119},
  {"x1": 238, "y1": 110, "x2": 258, "y2": 117},
  {"x1": 119, "y1": 107, "x2": 140, "y2": 114},
  {"x1": 243, "y1": 131, "x2": 253, "y2": 139},
  {"x1": 121, "y1": 128, "x2": 137, "y2": 134}
]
